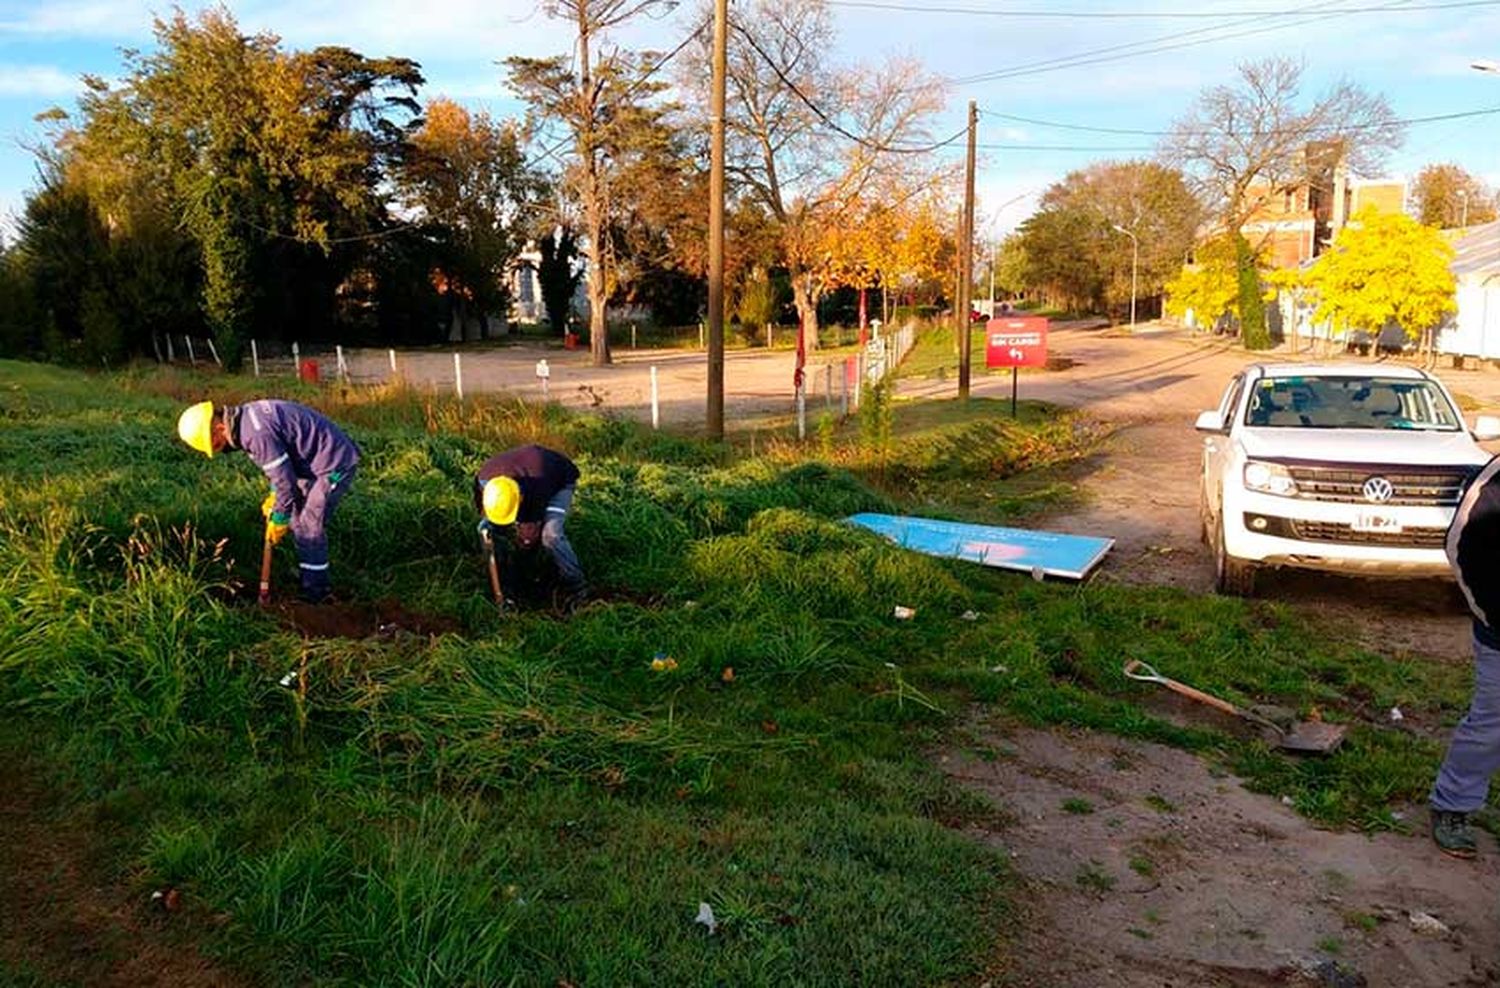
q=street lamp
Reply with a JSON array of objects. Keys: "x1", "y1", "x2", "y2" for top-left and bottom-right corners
[{"x1": 1111, "y1": 224, "x2": 1139, "y2": 329}]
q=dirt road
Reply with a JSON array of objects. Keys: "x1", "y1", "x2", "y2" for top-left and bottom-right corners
[{"x1": 343, "y1": 343, "x2": 821, "y2": 427}]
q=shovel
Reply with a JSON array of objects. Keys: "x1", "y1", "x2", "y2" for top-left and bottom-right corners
[
  {"x1": 258, "y1": 528, "x2": 274, "y2": 607},
  {"x1": 1123, "y1": 659, "x2": 1346, "y2": 754},
  {"x1": 480, "y1": 526, "x2": 506, "y2": 610}
]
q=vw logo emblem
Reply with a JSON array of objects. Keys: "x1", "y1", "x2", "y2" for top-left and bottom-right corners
[{"x1": 1363, "y1": 476, "x2": 1394, "y2": 503}]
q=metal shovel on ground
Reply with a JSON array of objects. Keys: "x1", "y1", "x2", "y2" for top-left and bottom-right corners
[{"x1": 1123, "y1": 659, "x2": 1346, "y2": 754}]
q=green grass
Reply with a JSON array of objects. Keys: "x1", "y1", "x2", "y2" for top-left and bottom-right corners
[{"x1": 0, "y1": 358, "x2": 1490, "y2": 985}]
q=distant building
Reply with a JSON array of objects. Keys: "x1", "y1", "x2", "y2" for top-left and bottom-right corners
[
  {"x1": 507, "y1": 244, "x2": 589, "y2": 327},
  {"x1": 1239, "y1": 159, "x2": 1407, "y2": 269}
]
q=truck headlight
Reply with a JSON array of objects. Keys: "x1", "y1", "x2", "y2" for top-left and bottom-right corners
[{"x1": 1243, "y1": 460, "x2": 1298, "y2": 497}]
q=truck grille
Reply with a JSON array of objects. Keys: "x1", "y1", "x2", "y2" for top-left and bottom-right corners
[
  {"x1": 1284, "y1": 464, "x2": 1475, "y2": 507},
  {"x1": 1290, "y1": 520, "x2": 1449, "y2": 548}
]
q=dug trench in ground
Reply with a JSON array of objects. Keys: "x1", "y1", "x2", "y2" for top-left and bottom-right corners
[
  {"x1": 0, "y1": 745, "x2": 251, "y2": 988},
  {"x1": 944, "y1": 718, "x2": 1500, "y2": 988}
]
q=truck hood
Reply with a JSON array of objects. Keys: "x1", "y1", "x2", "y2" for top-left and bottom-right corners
[{"x1": 1238, "y1": 426, "x2": 1490, "y2": 468}]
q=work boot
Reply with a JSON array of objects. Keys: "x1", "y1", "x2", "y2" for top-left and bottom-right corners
[
  {"x1": 1431, "y1": 809, "x2": 1477, "y2": 859},
  {"x1": 560, "y1": 584, "x2": 590, "y2": 614}
]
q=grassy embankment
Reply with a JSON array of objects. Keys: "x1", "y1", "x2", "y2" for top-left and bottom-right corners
[{"x1": 0, "y1": 357, "x2": 1482, "y2": 985}]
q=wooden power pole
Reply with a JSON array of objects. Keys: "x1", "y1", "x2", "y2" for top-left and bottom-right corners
[
  {"x1": 957, "y1": 100, "x2": 977, "y2": 399},
  {"x1": 706, "y1": 0, "x2": 729, "y2": 439}
]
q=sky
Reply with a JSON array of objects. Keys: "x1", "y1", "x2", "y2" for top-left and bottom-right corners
[{"x1": 0, "y1": 0, "x2": 1497, "y2": 240}]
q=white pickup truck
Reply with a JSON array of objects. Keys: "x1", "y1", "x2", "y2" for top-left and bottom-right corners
[{"x1": 1197, "y1": 363, "x2": 1500, "y2": 595}]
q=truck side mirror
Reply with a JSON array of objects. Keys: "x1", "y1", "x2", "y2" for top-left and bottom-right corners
[
  {"x1": 1473, "y1": 414, "x2": 1500, "y2": 442},
  {"x1": 1195, "y1": 410, "x2": 1225, "y2": 433}
]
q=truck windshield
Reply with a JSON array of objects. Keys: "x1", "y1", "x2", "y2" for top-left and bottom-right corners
[{"x1": 1245, "y1": 376, "x2": 1462, "y2": 431}]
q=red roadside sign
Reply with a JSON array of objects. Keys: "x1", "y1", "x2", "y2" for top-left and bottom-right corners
[{"x1": 985, "y1": 317, "x2": 1049, "y2": 369}]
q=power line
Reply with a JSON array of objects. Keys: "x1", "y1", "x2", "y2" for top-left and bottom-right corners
[
  {"x1": 942, "y1": 0, "x2": 1367, "y2": 87},
  {"x1": 828, "y1": 0, "x2": 1494, "y2": 16},
  {"x1": 978, "y1": 104, "x2": 1500, "y2": 138},
  {"x1": 733, "y1": 22, "x2": 967, "y2": 154},
  {"x1": 976, "y1": 143, "x2": 1156, "y2": 152}
]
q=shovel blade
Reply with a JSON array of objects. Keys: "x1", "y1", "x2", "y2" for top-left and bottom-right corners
[{"x1": 1276, "y1": 721, "x2": 1347, "y2": 754}]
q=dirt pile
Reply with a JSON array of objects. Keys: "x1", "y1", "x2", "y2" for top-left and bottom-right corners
[{"x1": 274, "y1": 598, "x2": 460, "y2": 639}]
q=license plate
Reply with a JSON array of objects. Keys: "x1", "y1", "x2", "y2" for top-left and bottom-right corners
[{"x1": 1353, "y1": 512, "x2": 1402, "y2": 534}]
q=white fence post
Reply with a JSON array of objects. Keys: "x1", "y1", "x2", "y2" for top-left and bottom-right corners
[
  {"x1": 650, "y1": 365, "x2": 660, "y2": 430},
  {"x1": 388, "y1": 349, "x2": 397, "y2": 376},
  {"x1": 631, "y1": 324, "x2": 637, "y2": 350},
  {"x1": 453, "y1": 352, "x2": 464, "y2": 400},
  {"x1": 292, "y1": 341, "x2": 300, "y2": 374},
  {"x1": 166, "y1": 335, "x2": 175, "y2": 362},
  {"x1": 336, "y1": 345, "x2": 349, "y2": 385},
  {"x1": 206, "y1": 338, "x2": 222, "y2": 367},
  {"x1": 251, "y1": 339, "x2": 261, "y2": 377},
  {"x1": 841, "y1": 358, "x2": 850, "y2": 417},
  {"x1": 825, "y1": 363, "x2": 833, "y2": 411},
  {"x1": 536, "y1": 358, "x2": 550, "y2": 400},
  {"x1": 796, "y1": 379, "x2": 806, "y2": 441},
  {"x1": 186, "y1": 336, "x2": 196, "y2": 366}
]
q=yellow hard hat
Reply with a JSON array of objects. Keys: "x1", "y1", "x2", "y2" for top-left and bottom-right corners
[
  {"x1": 177, "y1": 401, "x2": 216, "y2": 458},
  {"x1": 482, "y1": 476, "x2": 521, "y2": 525}
]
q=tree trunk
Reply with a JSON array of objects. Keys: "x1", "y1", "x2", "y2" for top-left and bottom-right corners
[
  {"x1": 586, "y1": 230, "x2": 609, "y2": 365},
  {"x1": 792, "y1": 272, "x2": 819, "y2": 351}
]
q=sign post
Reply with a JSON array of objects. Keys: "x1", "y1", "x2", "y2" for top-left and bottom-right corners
[{"x1": 984, "y1": 317, "x2": 1049, "y2": 418}]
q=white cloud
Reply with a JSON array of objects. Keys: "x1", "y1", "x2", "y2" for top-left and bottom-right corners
[
  {"x1": 0, "y1": 64, "x2": 83, "y2": 97},
  {"x1": 0, "y1": 0, "x2": 151, "y2": 38}
]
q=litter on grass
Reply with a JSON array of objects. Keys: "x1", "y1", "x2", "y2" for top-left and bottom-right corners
[
  {"x1": 695, "y1": 901, "x2": 718, "y2": 934},
  {"x1": 893, "y1": 605, "x2": 916, "y2": 620},
  {"x1": 847, "y1": 513, "x2": 1113, "y2": 580}
]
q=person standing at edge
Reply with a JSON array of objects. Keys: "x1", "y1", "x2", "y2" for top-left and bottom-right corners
[
  {"x1": 177, "y1": 399, "x2": 360, "y2": 604},
  {"x1": 475, "y1": 444, "x2": 587, "y2": 611},
  {"x1": 1432, "y1": 456, "x2": 1500, "y2": 857}
]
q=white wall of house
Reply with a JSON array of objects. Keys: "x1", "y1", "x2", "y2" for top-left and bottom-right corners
[{"x1": 1436, "y1": 276, "x2": 1500, "y2": 358}]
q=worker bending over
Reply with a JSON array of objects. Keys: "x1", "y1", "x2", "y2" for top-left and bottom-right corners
[
  {"x1": 177, "y1": 399, "x2": 360, "y2": 603},
  {"x1": 475, "y1": 444, "x2": 587, "y2": 610}
]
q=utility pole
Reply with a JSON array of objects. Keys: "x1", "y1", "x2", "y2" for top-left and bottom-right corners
[
  {"x1": 706, "y1": 0, "x2": 728, "y2": 440},
  {"x1": 957, "y1": 100, "x2": 977, "y2": 399}
]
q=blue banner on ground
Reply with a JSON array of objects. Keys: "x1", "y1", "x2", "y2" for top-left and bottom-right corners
[{"x1": 847, "y1": 512, "x2": 1113, "y2": 580}]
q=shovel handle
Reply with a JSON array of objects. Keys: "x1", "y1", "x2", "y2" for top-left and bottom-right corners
[
  {"x1": 258, "y1": 531, "x2": 274, "y2": 607},
  {"x1": 1122, "y1": 659, "x2": 1242, "y2": 718},
  {"x1": 482, "y1": 529, "x2": 505, "y2": 609}
]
